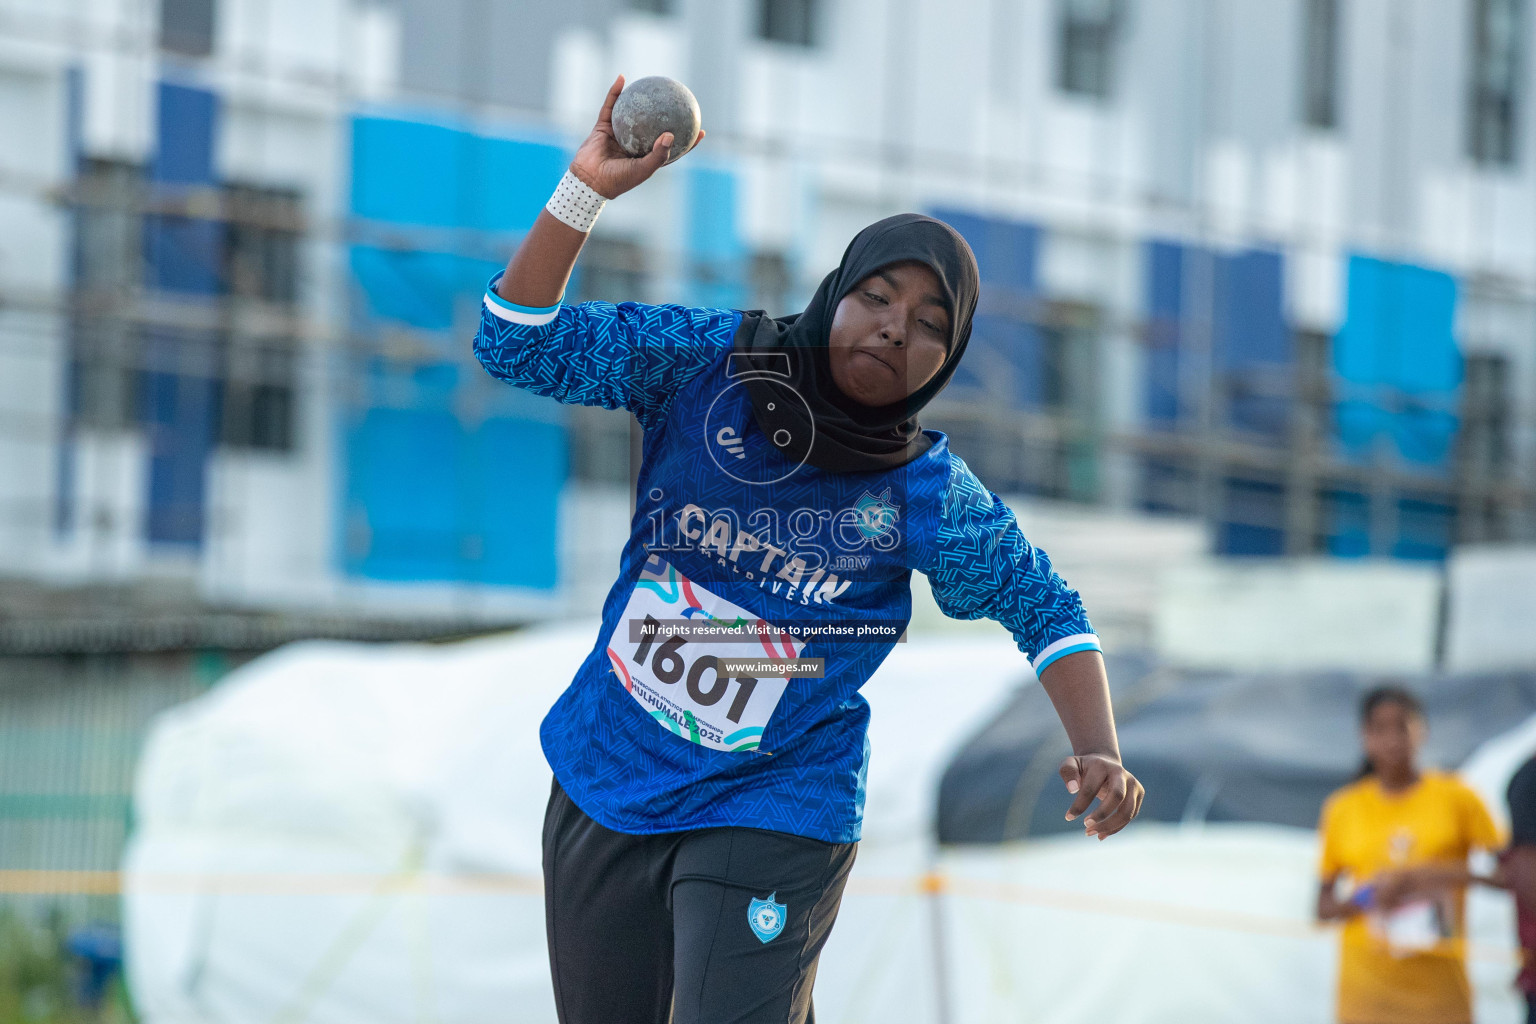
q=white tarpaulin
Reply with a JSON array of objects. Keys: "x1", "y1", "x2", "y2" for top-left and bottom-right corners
[
  {"x1": 935, "y1": 825, "x2": 1519, "y2": 1024},
  {"x1": 1444, "y1": 544, "x2": 1536, "y2": 674},
  {"x1": 1153, "y1": 558, "x2": 1443, "y2": 673},
  {"x1": 123, "y1": 626, "x2": 579, "y2": 1024},
  {"x1": 123, "y1": 623, "x2": 1028, "y2": 1024},
  {"x1": 125, "y1": 623, "x2": 1529, "y2": 1024}
]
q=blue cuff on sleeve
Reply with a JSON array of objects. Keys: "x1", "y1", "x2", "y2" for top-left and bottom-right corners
[
  {"x1": 484, "y1": 271, "x2": 562, "y2": 326},
  {"x1": 1030, "y1": 633, "x2": 1103, "y2": 675}
]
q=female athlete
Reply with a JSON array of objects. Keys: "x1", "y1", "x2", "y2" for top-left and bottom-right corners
[{"x1": 473, "y1": 76, "x2": 1145, "y2": 1024}]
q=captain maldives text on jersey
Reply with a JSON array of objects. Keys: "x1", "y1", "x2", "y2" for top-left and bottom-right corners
[{"x1": 642, "y1": 486, "x2": 904, "y2": 608}]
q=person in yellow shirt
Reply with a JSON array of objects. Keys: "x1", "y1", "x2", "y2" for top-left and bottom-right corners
[{"x1": 1316, "y1": 685, "x2": 1507, "y2": 1024}]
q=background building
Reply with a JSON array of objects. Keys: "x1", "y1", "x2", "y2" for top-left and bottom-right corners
[
  {"x1": 4, "y1": 0, "x2": 1534, "y2": 617},
  {"x1": 1, "y1": 0, "x2": 1534, "y2": 972}
]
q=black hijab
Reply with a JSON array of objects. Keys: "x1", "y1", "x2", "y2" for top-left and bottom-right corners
[{"x1": 731, "y1": 213, "x2": 980, "y2": 474}]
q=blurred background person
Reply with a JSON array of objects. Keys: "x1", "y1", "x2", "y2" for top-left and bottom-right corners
[
  {"x1": 1503, "y1": 756, "x2": 1536, "y2": 1024},
  {"x1": 1317, "y1": 686, "x2": 1506, "y2": 1024}
]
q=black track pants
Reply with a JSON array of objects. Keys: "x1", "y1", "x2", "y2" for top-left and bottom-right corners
[{"x1": 541, "y1": 778, "x2": 857, "y2": 1024}]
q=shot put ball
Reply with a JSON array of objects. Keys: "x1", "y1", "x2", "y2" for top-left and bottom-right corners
[{"x1": 611, "y1": 76, "x2": 701, "y2": 166}]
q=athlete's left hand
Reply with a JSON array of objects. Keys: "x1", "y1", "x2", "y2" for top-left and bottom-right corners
[{"x1": 1060, "y1": 753, "x2": 1144, "y2": 840}]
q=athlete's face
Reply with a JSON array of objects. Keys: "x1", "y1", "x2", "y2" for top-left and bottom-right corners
[
  {"x1": 827, "y1": 261, "x2": 951, "y2": 408},
  {"x1": 1362, "y1": 700, "x2": 1425, "y2": 778}
]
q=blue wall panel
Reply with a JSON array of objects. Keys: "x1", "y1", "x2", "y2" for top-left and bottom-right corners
[
  {"x1": 1144, "y1": 240, "x2": 1185, "y2": 424},
  {"x1": 1214, "y1": 248, "x2": 1289, "y2": 439},
  {"x1": 348, "y1": 116, "x2": 567, "y2": 328},
  {"x1": 470, "y1": 417, "x2": 563, "y2": 588},
  {"x1": 341, "y1": 404, "x2": 563, "y2": 588},
  {"x1": 145, "y1": 216, "x2": 222, "y2": 294},
  {"x1": 1394, "y1": 495, "x2": 1455, "y2": 561},
  {"x1": 152, "y1": 82, "x2": 217, "y2": 184},
  {"x1": 930, "y1": 208, "x2": 1043, "y2": 407},
  {"x1": 686, "y1": 163, "x2": 747, "y2": 308},
  {"x1": 1218, "y1": 477, "x2": 1287, "y2": 556},
  {"x1": 1142, "y1": 242, "x2": 1291, "y2": 553},
  {"x1": 144, "y1": 82, "x2": 222, "y2": 549},
  {"x1": 1323, "y1": 489, "x2": 1372, "y2": 557},
  {"x1": 350, "y1": 116, "x2": 566, "y2": 231},
  {"x1": 1319, "y1": 491, "x2": 1455, "y2": 562},
  {"x1": 1139, "y1": 239, "x2": 1196, "y2": 524},
  {"x1": 343, "y1": 112, "x2": 570, "y2": 591},
  {"x1": 1335, "y1": 255, "x2": 1461, "y2": 469},
  {"x1": 146, "y1": 82, "x2": 222, "y2": 295},
  {"x1": 57, "y1": 65, "x2": 87, "y2": 536},
  {"x1": 141, "y1": 332, "x2": 221, "y2": 547},
  {"x1": 934, "y1": 208, "x2": 1040, "y2": 288},
  {"x1": 1214, "y1": 250, "x2": 1289, "y2": 367},
  {"x1": 352, "y1": 118, "x2": 468, "y2": 227},
  {"x1": 345, "y1": 407, "x2": 461, "y2": 579},
  {"x1": 348, "y1": 248, "x2": 503, "y2": 331},
  {"x1": 1324, "y1": 255, "x2": 1462, "y2": 560},
  {"x1": 963, "y1": 315, "x2": 1046, "y2": 408},
  {"x1": 475, "y1": 133, "x2": 571, "y2": 231},
  {"x1": 1143, "y1": 241, "x2": 1289, "y2": 433}
]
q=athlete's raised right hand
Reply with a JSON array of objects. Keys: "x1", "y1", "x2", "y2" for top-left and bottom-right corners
[{"x1": 570, "y1": 75, "x2": 706, "y2": 200}]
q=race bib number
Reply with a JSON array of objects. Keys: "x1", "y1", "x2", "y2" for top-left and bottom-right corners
[
  {"x1": 605, "y1": 554, "x2": 805, "y2": 752},
  {"x1": 1374, "y1": 898, "x2": 1451, "y2": 956}
]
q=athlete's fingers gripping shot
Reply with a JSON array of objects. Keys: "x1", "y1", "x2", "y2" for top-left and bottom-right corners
[
  {"x1": 568, "y1": 74, "x2": 704, "y2": 201},
  {"x1": 474, "y1": 79, "x2": 1145, "y2": 1024}
]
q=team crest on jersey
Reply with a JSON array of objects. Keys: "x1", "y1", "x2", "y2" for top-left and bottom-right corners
[
  {"x1": 748, "y1": 892, "x2": 787, "y2": 943},
  {"x1": 851, "y1": 488, "x2": 900, "y2": 540}
]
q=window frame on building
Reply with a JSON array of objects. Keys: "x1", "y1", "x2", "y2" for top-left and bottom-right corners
[
  {"x1": 1467, "y1": 0, "x2": 1525, "y2": 166},
  {"x1": 223, "y1": 182, "x2": 304, "y2": 305},
  {"x1": 69, "y1": 159, "x2": 147, "y2": 433},
  {"x1": 1055, "y1": 0, "x2": 1124, "y2": 101},
  {"x1": 160, "y1": 0, "x2": 216, "y2": 57},
  {"x1": 758, "y1": 0, "x2": 817, "y2": 47},
  {"x1": 220, "y1": 337, "x2": 299, "y2": 454},
  {"x1": 1300, "y1": 0, "x2": 1341, "y2": 130}
]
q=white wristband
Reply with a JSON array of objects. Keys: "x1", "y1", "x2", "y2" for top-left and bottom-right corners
[{"x1": 546, "y1": 169, "x2": 608, "y2": 233}]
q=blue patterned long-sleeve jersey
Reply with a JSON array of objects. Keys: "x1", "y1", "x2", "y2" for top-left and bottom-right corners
[
  {"x1": 922, "y1": 457, "x2": 1103, "y2": 672},
  {"x1": 473, "y1": 276, "x2": 731, "y2": 431},
  {"x1": 474, "y1": 272, "x2": 1098, "y2": 842}
]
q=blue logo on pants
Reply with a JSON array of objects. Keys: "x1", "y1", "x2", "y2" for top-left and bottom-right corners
[{"x1": 747, "y1": 892, "x2": 786, "y2": 943}]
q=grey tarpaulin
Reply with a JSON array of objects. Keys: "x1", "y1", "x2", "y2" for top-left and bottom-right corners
[{"x1": 936, "y1": 660, "x2": 1536, "y2": 844}]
